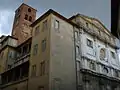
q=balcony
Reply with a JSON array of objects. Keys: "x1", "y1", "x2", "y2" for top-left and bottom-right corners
[
  {"x1": 14, "y1": 53, "x2": 30, "y2": 67},
  {"x1": 1, "y1": 61, "x2": 29, "y2": 86}
]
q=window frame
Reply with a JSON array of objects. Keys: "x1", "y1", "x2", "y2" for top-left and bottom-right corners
[
  {"x1": 76, "y1": 45, "x2": 80, "y2": 56},
  {"x1": 111, "y1": 51, "x2": 116, "y2": 59},
  {"x1": 43, "y1": 20, "x2": 48, "y2": 31},
  {"x1": 40, "y1": 61, "x2": 45, "y2": 76},
  {"x1": 41, "y1": 38, "x2": 46, "y2": 52},
  {"x1": 100, "y1": 48, "x2": 106, "y2": 61},
  {"x1": 89, "y1": 61, "x2": 96, "y2": 70},
  {"x1": 33, "y1": 44, "x2": 38, "y2": 55},
  {"x1": 54, "y1": 20, "x2": 59, "y2": 30},
  {"x1": 87, "y1": 39, "x2": 93, "y2": 48},
  {"x1": 31, "y1": 65, "x2": 36, "y2": 77},
  {"x1": 35, "y1": 26, "x2": 40, "y2": 36},
  {"x1": 24, "y1": 14, "x2": 28, "y2": 20}
]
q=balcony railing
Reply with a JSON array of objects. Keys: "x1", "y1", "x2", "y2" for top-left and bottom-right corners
[{"x1": 14, "y1": 53, "x2": 30, "y2": 67}]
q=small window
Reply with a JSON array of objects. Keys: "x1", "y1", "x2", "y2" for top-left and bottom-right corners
[
  {"x1": 28, "y1": 8, "x2": 31, "y2": 12},
  {"x1": 76, "y1": 46, "x2": 80, "y2": 55},
  {"x1": 111, "y1": 51, "x2": 116, "y2": 59},
  {"x1": 41, "y1": 39, "x2": 46, "y2": 52},
  {"x1": 103, "y1": 67, "x2": 108, "y2": 75},
  {"x1": 31, "y1": 65, "x2": 36, "y2": 77},
  {"x1": 77, "y1": 61, "x2": 81, "y2": 71},
  {"x1": 86, "y1": 22, "x2": 89, "y2": 27},
  {"x1": 75, "y1": 31, "x2": 78, "y2": 40},
  {"x1": 35, "y1": 26, "x2": 40, "y2": 36},
  {"x1": 33, "y1": 44, "x2": 38, "y2": 55},
  {"x1": 43, "y1": 20, "x2": 47, "y2": 31},
  {"x1": 55, "y1": 20, "x2": 59, "y2": 29},
  {"x1": 100, "y1": 48, "x2": 106, "y2": 60},
  {"x1": 1, "y1": 52, "x2": 4, "y2": 59},
  {"x1": 29, "y1": 16, "x2": 32, "y2": 22},
  {"x1": 25, "y1": 14, "x2": 28, "y2": 20},
  {"x1": 40, "y1": 61, "x2": 45, "y2": 76},
  {"x1": 87, "y1": 39, "x2": 93, "y2": 48},
  {"x1": 114, "y1": 70, "x2": 119, "y2": 77},
  {"x1": 89, "y1": 62, "x2": 96, "y2": 70}
]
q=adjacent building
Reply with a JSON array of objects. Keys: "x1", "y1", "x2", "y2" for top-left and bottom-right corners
[
  {"x1": 0, "y1": 3, "x2": 120, "y2": 90},
  {"x1": 111, "y1": 0, "x2": 120, "y2": 39}
]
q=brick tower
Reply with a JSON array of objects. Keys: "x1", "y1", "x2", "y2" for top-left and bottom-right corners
[{"x1": 12, "y1": 3, "x2": 37, "y2": 44}]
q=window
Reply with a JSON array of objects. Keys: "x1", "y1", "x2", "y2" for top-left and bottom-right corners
[
  {"x1": 24, "y1": 14, "x2": 28, "y2": 20},
  {"x1": 77, "y1": 61, "x2": 81, "y2": 71},
  {"x1": 103, "y1": 67, "x2": 108, "y2": 75},
  {"x1": 43, "y1": 20, "x2": 47, "y2": 31},
  {"x1": 41, "y1": 39, "x2": 46, "y2": 52},
  {"x1": 28, "y1": 8, "x2": 31, "y2": 12},
  {"x1": 40, "y1": 61, "x2": 45, "y2": 76},
  {"x1": 29, "y1": 16, "x2": 32, "y2": 22},
  {"x1": 76, "y1": 46, "x2": 80, "y2": 55},
  {"x1": 86, "y1": 22, "x2": 89, "y2": 27},
  {"x1": 9, "y1": 52, "x2": 13, "y2": 59},
  {"x1": 111, "y1": 51, "x2": 116, "y2": 59},
  {"x1": 55, "y1": 20, "x2": 59, "y2": 29},
  {"x1": 35, "y1": 26, "x2": 40, "y2": 36},
  {"x1": 100, "y1": 48, "x2": 106, "y2": 60},
  {"x1": 33, "y1": 44, "x2": 38, "y2": 55},
  {"x1": 75, "y1": 31, "x2": 78, "y2": 40},
  {"x1": 8, "y1": 64, "x2": 12, "y2": 69},
  {"x1": 87, "y1": 39, "x2": 93, "y2": 48},
  {"x1": 38, "y1": 86, "x2": 44, "y2": 90},
  {"x1": 31, "y1": 65, "x2": 36, "y2": 77},
  {"x1": 0, "y1": 52, "x2": 4, "y2": 59},
  {"x1": 114, "y1": 70, "x2": 119, "y2": 77},
  {"x1": 89, "y1": 62, "x2": 96, "y2": 70}
]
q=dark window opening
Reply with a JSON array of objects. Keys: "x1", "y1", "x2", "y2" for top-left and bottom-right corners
[
  {"x1": 31, "y1": 65, "x2": 36, "y2": 77},
  {"x1": 29, "y1": 16, "x2": 32, "y2": 22},
  {"x1": 87, "y1": 39, "x2": 93, "y2": 48},
  {"x1": 25, "y1": 14, "x2": 28, "y2": 20},
  {"x1": 41, "y1": 38, "x2": 46, "y2": 52},
  {"x1": 28, "y1": 8, "x2": 31, "y2": 12},
  {"x1": 40, "y1": 61, "x2": 45, "y2": 76}
]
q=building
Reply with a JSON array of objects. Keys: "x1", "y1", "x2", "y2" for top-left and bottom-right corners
[
  {"x1": 0, "y1": 3, "x2": 120, "y2": 90},
  {"x1": 111, "y1": 0, "x2": 120, "y2": 39},
  {"x1": 70, "y1": 14, "x2": 120, "y2": 90}
]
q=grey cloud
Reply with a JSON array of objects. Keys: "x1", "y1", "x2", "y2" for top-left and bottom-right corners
[{"x1": 0, "y1": 0, "x2": 110, "y2": 36}]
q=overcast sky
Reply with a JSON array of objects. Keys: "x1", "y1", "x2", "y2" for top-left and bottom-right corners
[{"x1": 0, "y1": 0, "x2": 110, "y2": 36}]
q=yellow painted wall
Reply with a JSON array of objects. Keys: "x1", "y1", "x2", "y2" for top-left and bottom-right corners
[{"x1": 28, "y1": 14, "x2": 52, "y2": 90}]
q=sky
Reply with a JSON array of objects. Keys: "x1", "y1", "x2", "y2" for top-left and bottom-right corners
[{"x1": 0, "y1": 0, "x2": 110, "y2": 36}]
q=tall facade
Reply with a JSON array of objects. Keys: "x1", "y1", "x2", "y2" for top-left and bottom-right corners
[
  {"x1": 0, "y1": 3, "x2": 120, "y2": 90},
  {"x1": 70, "y1": 14, "x2": 120, "y2": 90}
]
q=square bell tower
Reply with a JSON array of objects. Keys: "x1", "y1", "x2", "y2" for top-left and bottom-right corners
[{"x1": 12, "y1": 3, "x2": 37, "y2": 44}]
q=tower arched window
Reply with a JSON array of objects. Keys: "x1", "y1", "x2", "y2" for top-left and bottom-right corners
[
  {"x1": 25, "y1": 14, "x2": 28, "y2": 20},
  {"x1": 29, "y1": 16, "x2": 32, "y2": 22},
  {"x1": 28, "y1": 8, "x2": 31, "y2": 12}
]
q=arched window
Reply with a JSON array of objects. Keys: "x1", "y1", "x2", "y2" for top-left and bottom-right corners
[
  {"x1": 100, "y1": 48, "x2": 106, "y2": 60},
  {"x1": 28, "y1": 8, "x2": 31, "y2": 12},
  {"x1": 103, "y1": 67, "x2": 108, "y2": 75},
  {"x1": 29, "y1": 16, "x2": 32, "y2": 22},
  {"x1": 24, "y1": 14, "x2": 28, "y2": 20}
]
